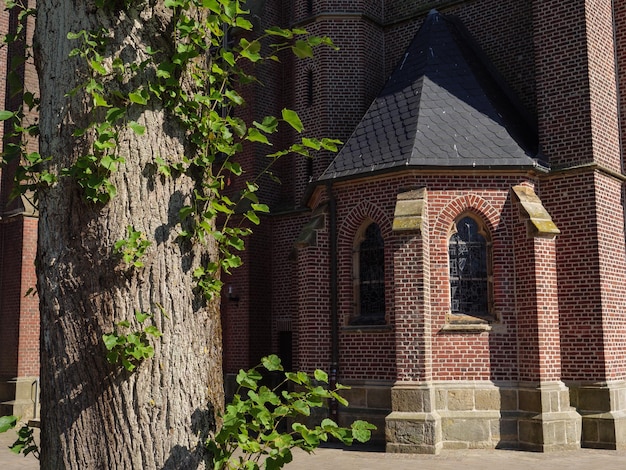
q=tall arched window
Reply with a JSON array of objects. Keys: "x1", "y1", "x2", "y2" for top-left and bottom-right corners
[
  {"x1": 449, "y1": 215, "x2": 492, "y2": 320},
  {"x1": 352, "y1": 222, "x2": 386, "y2": 325}
]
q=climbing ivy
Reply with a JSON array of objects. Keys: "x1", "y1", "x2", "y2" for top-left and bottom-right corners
[
  {"x1": 58, "y1": 0, "x2": 338, "y2": 301},
  {"x1": 1, "y1": 0, "x2": 339, "y2": 366}
]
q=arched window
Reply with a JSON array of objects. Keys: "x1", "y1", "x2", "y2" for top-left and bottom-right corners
[
  {"x1": 448, "y1": 215, "x2": 492, "y2": 320},
  {"x1": 352, "y1": 222, "x2": 386, "y2": 325}
]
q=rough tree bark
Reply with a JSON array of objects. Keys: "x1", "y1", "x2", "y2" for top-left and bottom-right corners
[{"x1": 34, "y1": 2, "x2": 223, "y2": 468}]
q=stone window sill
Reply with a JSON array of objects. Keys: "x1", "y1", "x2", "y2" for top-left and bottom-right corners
[
  {"x1": 341, "y1": 324, "x2": 393, "y2": 333},
  {"x1": 440, "y1": 321, "x2": 507, "y2": 334}
]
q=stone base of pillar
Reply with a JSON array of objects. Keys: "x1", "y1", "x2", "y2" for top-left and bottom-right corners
[
  {"x1": 386, "y1": 381, "x2": 582, "y2": 453},
  {"x1": 518, "y1": 381, "x2": 581, "y2": 451},
  {"x1": 385, "y1": 411, "x2": 442, "y2": 454},
  {"x1": 0, "y1": 376, "x2": 39, "y2": 421},
  {"x1": 569, "y1": 381, "x2": 626, "y2": 450},
  {"x1": 385, "y1": 382, "x2": 442, "y2": 454}
]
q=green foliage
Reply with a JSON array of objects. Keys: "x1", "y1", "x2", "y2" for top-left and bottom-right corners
[
  {"x1": 0, "y1": 415, "x2": 16, "y2": 433},
  {"x1": 207, "y1": 355, "x2": 376, "y2": 470},
  {"x1": 1, "y1": 0, "x2": 340, "y2": 303},
  {"x1": 102, "y1": 310, "x2": 163, "y2": 371},
  {"x1": 0, "y1": 415, "x2": 39, "y2": 460},
  {"x1": 114, "y1": 225, "x2": 152, "y2": 268}
]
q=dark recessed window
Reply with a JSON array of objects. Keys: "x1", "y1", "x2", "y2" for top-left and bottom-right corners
[
  {"x1": 449, "y1": 215, "x2": 492, "y2": 320},
  {"x1": 352, "y1": 222, "x2": 386, "y2": 325}
]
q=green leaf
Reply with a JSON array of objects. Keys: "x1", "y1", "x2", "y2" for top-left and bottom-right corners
[
  {"x1": 144, "y1": 325, "x2": 163, "y2": 338},
  {"x1": 247, "y1": 128, "x2": 270, "y2": 145},
  {"x1": 352, "y1": 420, "x2": 376, "y2": 442},
  {"x1": 128, "y1": 121, "x2": 145, "y2": 135},
  {"x1": 314, "y1": 369, "x2": 328, "y2": 383},
  {"x1": 129, "y1": 90, "x2": 148, "y2": 105},
  {"x1": 237, "y1": 368, "x2": 262, "y2": 390},
  {"x1": 0, "y1": 110, "x2": 15, "y2": 121},
  {"x1": 265, "y1": 26, "x2": 294, "y2": 38},
  {"x1": 90, "y1": 59, "x2": 107, "y2": 75},
  {"x1": 0, "y1": 415, "x2": 17, "y2": 433},
  {"x1": 261, "y1": 355, "x2": 283, "y2": 372},
  {"x1": 100, "y1": 155, "x2": 116, "y2": 171},
  {"x1": 281, "y1": 109, "x2": 303, "y2": 133},
  {"x1": 250, "y1": 203, "x2": 269, "y2": 213},
  {"x1": 179, "y1": 205, "x2": 194, "y2": 219},
  {"x1": 239, "y1": 38, "x2": 262, "y2": 62},
  {"x1": 292, "y1": 399, "x2": 311, "y2": 416},
  {"x1": 102, "y1": 333, "x2": 119, "y2": 351},
  {"x1": 302, "y1": 137, "x2": 321, "y2": 150},
  {"x1": 224, "y1": 89, "x2": 244, "y2": 105},
  {"x1": 106, "y1": 107, "x2": 125, "y2": 122},
  {"x1": 245, "y1": 210, "x2": 260, "y2": 225},
  {"x1": 293, "y1": 39, "x2": 314, "y2": 59},
  {"x1": 235, "y1": 16, "x2": 253, "y2": 31},
  {"x1": 253, "y1": 116, "x2": 278, "y2": 134},
  {"x1": 135, "y1": 311, "x2": 150, "y2": 323},
  {"x1": 335, "y1": 394, "x2": 349, "y2": 407},
  {"x1": 320, "y1": 137, "x2": 342, "y2": 152}
]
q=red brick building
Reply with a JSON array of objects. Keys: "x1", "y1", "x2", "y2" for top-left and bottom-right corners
[
  {"x1": 3, "y1": 0, "x2": 626, "y2": 454},
  {"x1": 221, "y1": 0, "x2": 626, "y2": 453},
  {"x1": 0, "y1": 2, "x2": 39, "y2": 421}
]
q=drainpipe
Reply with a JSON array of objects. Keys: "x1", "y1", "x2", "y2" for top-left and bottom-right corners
[{"x1": 327, "y1": 181, "x2": 339, "y2": 423}]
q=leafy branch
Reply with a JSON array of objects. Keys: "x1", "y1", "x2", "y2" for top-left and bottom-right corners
[
  {"x1": 208, "y1": 355, "x2": 376, "y2": 470},
  {"x1": 0, "y1": 415, "x2": 39, "y2": 460}
]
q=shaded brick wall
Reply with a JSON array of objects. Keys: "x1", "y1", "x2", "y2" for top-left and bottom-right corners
[
  {"x1": 295, "y1": 207, "x2": 332, "y2": 373},
  {"x1": 0, "y1": 1, "x2": 39, "y2": 382},
  {"x1": 0, "y1": 216, "x2": 39, "y2": 379}
]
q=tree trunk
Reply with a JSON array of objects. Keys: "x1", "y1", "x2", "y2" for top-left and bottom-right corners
[{"x1": 34, "y1": 3, "x2": 223, "y2": 468}]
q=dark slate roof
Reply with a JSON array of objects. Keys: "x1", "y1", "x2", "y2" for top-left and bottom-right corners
[{"x1": 318, "y1": 10, "x2": 545, "y2": 182}]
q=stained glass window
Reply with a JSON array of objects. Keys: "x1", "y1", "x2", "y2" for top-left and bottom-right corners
[
  {"x1": 352, "y1": 223, "x2": 386, "y2": 325},
  {"x1": 449, "y1": 216, "x2": 490, "y2": 318}
]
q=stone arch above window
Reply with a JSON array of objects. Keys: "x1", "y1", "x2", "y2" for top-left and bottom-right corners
[
  {"x1": 351, "y1": 220, "x2": 386, "y2": 325},
  {"x1": 433, "y1": 194, "x2": 500, "y2": 239},
  {"x1": 448, "y1": 213, "x2": 494, "y2": 322}
]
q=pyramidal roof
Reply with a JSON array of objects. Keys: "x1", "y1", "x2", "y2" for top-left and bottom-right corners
[{"x1": 318, "y1": 10, "x2": 545, "y2": 182}]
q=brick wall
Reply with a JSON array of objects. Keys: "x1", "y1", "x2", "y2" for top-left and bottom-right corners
[
  {"x1": 534, "y1": 0, "x2": 626, "y2": 383},
  {"x1": 0, "y1": 216, "x2": 39, "y2": 379},
  {"x1": 542, "y1": 173, "x2": 606, "y2": 381},
  {"x1": 532, "y1": 0, "x2": 594, "y2": 168},
  {"x1": 427, "y1": 181, "x2": 518, "y2": 381},
  {"x1": 0, "y1": 0, "x2": 40, "y2": 382},
  {"x1": 296, "y1": 173, "x2": 538, "y2": 383}
]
